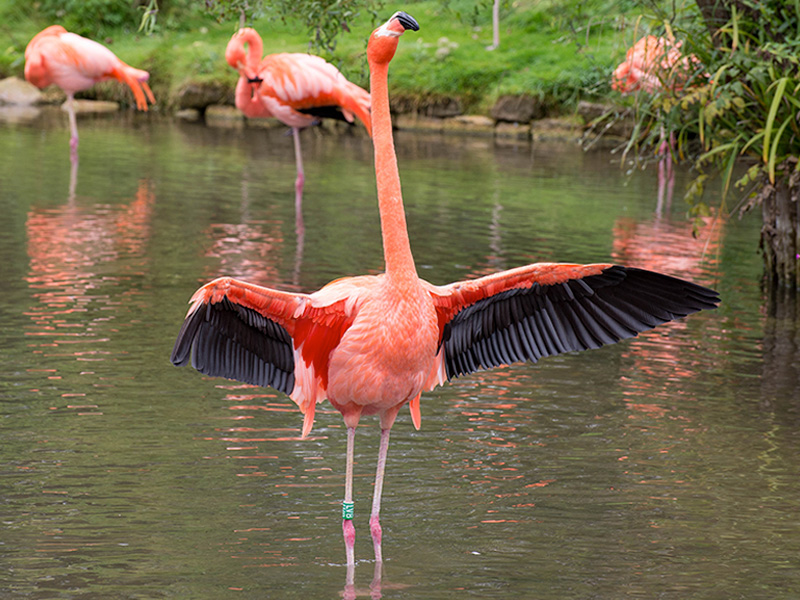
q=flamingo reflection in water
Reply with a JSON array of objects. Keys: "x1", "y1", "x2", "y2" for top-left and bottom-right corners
[
  {"x1": 171, "y1": 11, "x2": 719, "y2": 593},
  {"x1": 26, "y1": 161, "x2": 155, "y2": 363}
]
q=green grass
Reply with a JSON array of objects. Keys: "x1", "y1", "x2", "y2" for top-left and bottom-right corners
[{"x1": 0, "y1": 0, "x2": 641, "y2": 114}]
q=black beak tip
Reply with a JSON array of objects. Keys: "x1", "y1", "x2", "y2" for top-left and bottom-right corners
[{"x1": 395, "y1": 11, "x2": 420, "y2": 32}]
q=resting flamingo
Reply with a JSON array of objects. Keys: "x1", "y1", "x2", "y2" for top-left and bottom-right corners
[
  {"x1": 612, "y1": 35, "x2": 704, "y2": 213},
  {"x1": 225, "y1": 27, "x2": 372, "y2": 208},
  {"x1": 24, "y1": 25, "x2": 155, "y2": 161},
  {"x1": 172, "y1": 11, "x2": 719, "y2": 573}
]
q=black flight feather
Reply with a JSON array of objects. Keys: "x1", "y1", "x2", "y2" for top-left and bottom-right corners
[
  {"x1": 170, "y1": 298, "x2": 295, "y2": 395},
  {"x1": 441, "y1": 265, "x2": 719, "y2": 380}
]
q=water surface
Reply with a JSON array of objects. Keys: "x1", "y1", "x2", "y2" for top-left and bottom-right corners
[{"x1": 1, "y1": 109, "x2": 798, "y2": 599}]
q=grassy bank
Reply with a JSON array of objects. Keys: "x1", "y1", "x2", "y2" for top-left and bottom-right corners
[{"x1": 0, "y1": 1, "x2": 639, "y2": 115}]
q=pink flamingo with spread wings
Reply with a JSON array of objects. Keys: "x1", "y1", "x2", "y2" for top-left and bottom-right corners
[
  {"x1": 225, "y1": 27, "x2": 371, "y2": 206},
  {"x1": 24, "y1": 25, "x2": 155, "y2": 160},
  {"x1": 173, "y1": 12, "x2": 719, "y2": 576}
]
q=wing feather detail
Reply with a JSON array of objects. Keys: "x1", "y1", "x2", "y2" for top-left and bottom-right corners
[
  {"x1": 170, "y1": 276, "x2": 369, "y2": 411},
  {"x1": 170, "y1": 278, "x2": 306, "y2": 394},
  {"x1": 426, "y1": 264, "x2": 719, "y2": 380}
]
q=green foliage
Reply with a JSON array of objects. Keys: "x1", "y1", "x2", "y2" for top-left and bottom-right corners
[
  {"x1": 2, "y1": 0, "x2": 628, "y2": 114},
  {"x1": 32, "y1": 0, "x2": 138, "y2": 37},
  {"x1": 204, "y1": 0, "x2": 382, "y2": 55},
  {"x1": 613, "y1": 0, "x2": 800, "y2": 218}
]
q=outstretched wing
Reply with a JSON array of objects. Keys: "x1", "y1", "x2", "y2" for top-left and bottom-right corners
[
  {"x1": 170, "y1": 275, "x2": 371, "y2": 436},
  {"x1": 170, "y1": 277, "x2": 309, "y2": 394},
  {"x1": 425, "y1": 263, "x2": 719, "y2": 381}
]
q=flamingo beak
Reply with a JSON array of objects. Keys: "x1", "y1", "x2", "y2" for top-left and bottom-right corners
[{"x1": 394, "y1": 11, "x2": 419, "y2": 31}]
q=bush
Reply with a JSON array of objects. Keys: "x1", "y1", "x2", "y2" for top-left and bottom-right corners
[{"x1": 31, "y1": 0, "x2": 139, "y2": 37}]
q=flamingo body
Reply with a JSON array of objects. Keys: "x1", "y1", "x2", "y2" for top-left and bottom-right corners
[
  {"x1": 612, "y1": 34, "x2": 701, "y2": 94},
  {"x1": 24, "y1": 25, "x2": 155, "y2": 157},
  {"x1": 173, "y1": 12, "x2": 719, "y2": 575},
  {"x1": 225, "y1": 27, "x2": 371, "y2": 208},
  {"x1": 226, "y1": 28, "x2": 371, "y2": 133}
]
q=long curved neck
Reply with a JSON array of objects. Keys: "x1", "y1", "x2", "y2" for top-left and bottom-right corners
[
  {"x1": 369, "y1": 60, "x2": 417, "y2": 281},
  {"x1": 241, "y1": 30, "x2": 263, "y2": 70}
]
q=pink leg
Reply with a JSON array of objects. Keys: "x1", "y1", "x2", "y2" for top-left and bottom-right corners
[
  {"x1": 292, "y1": 127, "x2": 305, "y2": 205},
  {"x1": 292, "y1": 129, "x2": 305, "y2": 283},
  {"x1": 369, "y1": 428, "x2": 391, "y2": 564},
  {"x1": 343, "y1": 426, "x2": 356, "y2": 575},
  {"x1": 66, "y1": 94, "x2": 79, "y2": 162}
]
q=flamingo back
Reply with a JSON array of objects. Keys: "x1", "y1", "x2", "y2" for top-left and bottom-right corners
[{"x1": 261, "y1": 53, "x2": 371, "y2": 134}]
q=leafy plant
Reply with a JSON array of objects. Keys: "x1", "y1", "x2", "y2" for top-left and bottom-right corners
[
  {"x1": 32, "y1": 0, "x2": 137, "y2": 36},
  {"x1": 204, "y1": 0, "x2": 382, "y2": 55},
  {"x1": 612, "y1": 1, "x2": 800, "y2": 212},
  {"x1": 609, "y1": 0, "x2": 800, "y2": 285}
]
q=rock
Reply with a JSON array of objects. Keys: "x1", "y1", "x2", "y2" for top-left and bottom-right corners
[
  {"x1": 0, "y1": 77, "x2": 42, "y2": 106},
  {"x1": 423, "y1": 96, "x2": 462, "y2": 118},
  {"x1": 490, "y1": 95, "x2": 547, "y2": 123},
  {"x1": 576, "y1": 100, "x2": 615, "y2": 122},
  {"x1": 494, "y1": 121, "x2": 531, "y2": 140},
  {"x1": 176, "y1": 81, "x2": 232, "y2": 110},
  {"x1": 68, "y1": 100, "x2": 120, "y2": 114},
  {"x1": 40, "y1": 86, "x2": 66, "y2": 104},
  {"x1": 394, "y1": 113, "x2": 444, "y2": 133},
  {"x1": 205, "y1": 104, "x2": 244, "y2": 129},
  {"x1": 442, "y1": 115, "x2": 494, "y2": 135},
  {"x1": 0, "y1": 105, "x2": 41, "y2": 124},
  {"x1": 390, "y1": 94, "x2": 462, "y2": 118},
  {"x1": 175, "y1": 108, "x2": 201, "y2": 122},
  {"x1": 531, "y1": 117, "x2": 583, "y2": 142},
  {"x1": 577, "y1": 100, "x2": 634, "y2": 138},
  {"x1": 205, "y1": 104, "x2": 242, "y2": 120}
]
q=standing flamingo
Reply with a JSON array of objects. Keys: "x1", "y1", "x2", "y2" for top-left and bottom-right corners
[
  {"x1": 24, "y1": 25, "x2": 156, "y2": 161},
  {"x1": 225, "y1": 27, "x2": 372, "y2": 210},
  {"x1": 612, "y1": 35, "x2": 704, "y2": 213},
  {"x1": 172, "y1": 11, "x2": 718, "y2": 575}
]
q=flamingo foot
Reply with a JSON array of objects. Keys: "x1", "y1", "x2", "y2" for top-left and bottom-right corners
[
  {"x1": 343, "y1": 518, "x2": 356, "y2": 568},
  {"x1": 369, "y1": 514, "x2": 383, "y2": 564}
]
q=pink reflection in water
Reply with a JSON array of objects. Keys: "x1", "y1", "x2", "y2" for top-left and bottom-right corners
[
  {"x1": 612, "y1": 213, "x2": 723, "y2": 283},
  {"x1": 25, "y1": 178, "x2": 154, "y2": 366},
  {"x1": 201, "y1": 221, "x2": 284, "y2": 286}
]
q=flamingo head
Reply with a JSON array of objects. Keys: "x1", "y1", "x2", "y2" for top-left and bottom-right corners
[
  {"x1": 225, "y1": 27, "x2": 263, "y2": 75},
  {"x1": 367, "y1": 11, "x2": 419, "y2": 66}
]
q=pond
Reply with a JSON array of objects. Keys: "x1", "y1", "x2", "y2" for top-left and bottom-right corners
[{"x1": 1, "y1": 108, "x2": 798, "y2": 599}]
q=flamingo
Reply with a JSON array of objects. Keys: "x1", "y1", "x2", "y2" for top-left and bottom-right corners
[
  {"x1": 225, "y1": 27, "x2": 372, "y2": 209},
  {"x1": 172, "y1": 11, "x2": 719, "y2": 574},
  {"x1": 24, "y1": 25, "x2": 156, "y2": 161},
  {"x1": 612, "y1": 35, "x2": 705, "y2": 213}
]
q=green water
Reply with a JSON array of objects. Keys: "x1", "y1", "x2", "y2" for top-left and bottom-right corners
[{"x1": 1, "y1": 108, "x2": 797, "y2": 599}]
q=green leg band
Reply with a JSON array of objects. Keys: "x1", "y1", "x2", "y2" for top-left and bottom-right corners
[{"x1": 342, "y1": 501, "x2": 354, "y2": 520}]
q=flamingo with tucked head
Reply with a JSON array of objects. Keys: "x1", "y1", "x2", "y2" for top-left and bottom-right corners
[
  {"x1": 225, "y1": 27, "x2": 371, "y2": 206},
  {"x1": 24, "y1": 25, "x2": 155, "y2": 161},
  {"x1": 173, "y1": 11, "x2": 719, "y2": 573}
]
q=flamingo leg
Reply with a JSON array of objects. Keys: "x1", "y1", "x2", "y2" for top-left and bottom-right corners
[
  {"x1": 66, "y1": 93, "x2": 79, "y2": 161},
  {"x1": 292, "y1": 129, "x2": 306, "y2": 286},
  {"x1": 343, "y1": 425, "x2": 356, "y2": 574},
  {"x1": 369, "y1": 427, "x2": 391, "y2": 565},
  {"x1": 292, "y1": 127, "x2": 305, "y2": 211}
]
